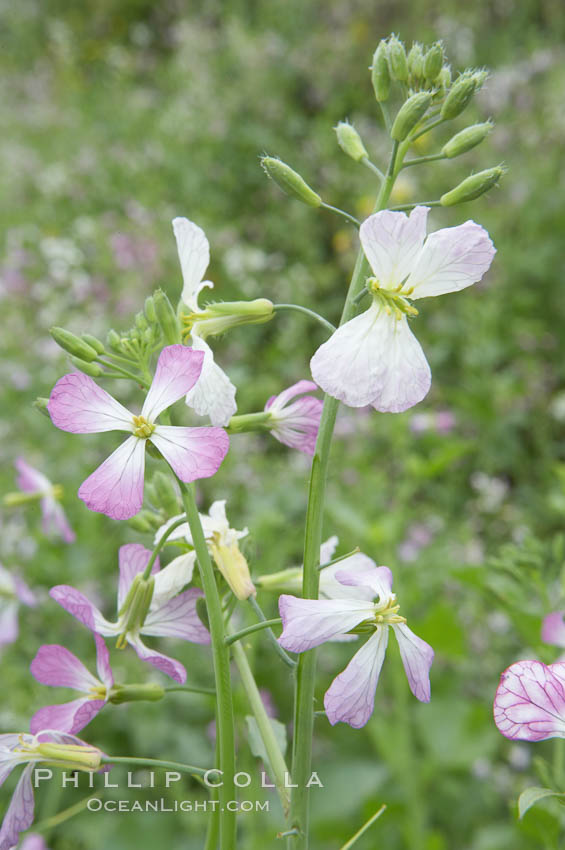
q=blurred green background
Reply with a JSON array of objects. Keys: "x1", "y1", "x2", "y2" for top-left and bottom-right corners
[{"x1": 2, "y1": 0, "x2": 565, "y2": 848}]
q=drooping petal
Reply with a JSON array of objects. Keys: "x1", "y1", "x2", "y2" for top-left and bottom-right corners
[
  {"x1": 150, "y1": 425, "x2": 229, "y2": 483},
  {"x1": 392, "y1": 623, "x2": 433, "y2": 702},
  {"x1": 266, "y1": 382, "x2": 323, "y2": 455},
  {"x1": 359, "y1": 206, "x2": 428, "y2": 288},
  {"x1": 0, "y1": 764, "x2": 35, "y2": 850},
  {"x1": 184, "y1": 336, "x2": 237, "y2": 426},
  {"x1": 143, "y1": 588, "x2": 210, "y2": 643},
  {"x1": 335, "y1": 564, "x2": 393, "y2": 605},
  {"x1": 265, "y1": 380, "x2": 319, "y2": 412},
  {"x1": 78, "y1": 436, "x2": 146, "y2": 520},
  {"x1": 95, "y1": 635, "x2": 114, "y2": 690},
  {"x1": 541, "y1": 612, "x2": 565, "y2": 648},
  {"x1": 14, "y1": 458, "x2": 50, "y2": 493},
  {"x1": 127, "y1": 635, "x2": 187, "y2": 684},
  {"x1": 30, "y1": 644, "x2": 99, "y2": 692},
  {"x1": 48, "y1": 373, "x2": 133, "y2": 433},
  {"x1": 40, "y1": 496, "x2": 76, "y2": 544},
  {"x1": 278, "y1": 595, "x2": 375, "y2": 653},
  {"x1": 324, "y1": 628, "x2": 389, "y2": 728},
  {"x1": 407, "y1": 220, "x2": 496, "y2": 299},
  {"x1": 49, "y1": 585, "x2": 114, "y2": 635},
  {"x1": 150, "y1": 552, "x2": 196, "y2": 609},
  {"x1": 141, "y1": 345, "x2": 204, "y2": 422},
  {"x1": 117, "y1": 544, "x2": 157, "y2": 609},
  {"x1": 30, "y1": 698, "x2": 105, "y2": 736},
  {"x1": 172, "y1": 217, "x2": 211, "y2": 310},
  {"x1": 494, "y1": 660, "x2": 565, "y2": 741}
]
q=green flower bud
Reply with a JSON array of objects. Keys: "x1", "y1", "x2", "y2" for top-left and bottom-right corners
[
  {"x1": 371, "y1": 41, "x2": 390, "y2": 102},
  {"x1": 388, "y1": 35, "x2": 408, "y2": 82},
  {"x1": 128, "y1": 510, "x2": 162, "y2": 533},
  {"x1": 135, "y1": 311, "x2": 148, "y2": 331},
  {"x1": 334, "y1": 122, "x2": 369, "y2": 162},
  {"x1": 50, "y1": 327, "x2": 98, "y2": 362},
  {"x1": 109, "y1": 683, "x2": 165, "y2": 704},
  {"x1": 183, "y1": 298, "x2": 274, "y2": 340},
  {"x1": 441, "y1": 121, "x2": 493, "y2": 158},
  {"x1": 471, "y1": 69, "x2": 489, "y2": 90},
  {"x1": 407, "y1": 43, "x2": 424, "y2": 83},
  {"x1": 153, "y1": 288, "x2": 180, "y2": 344},
  {"x1": 391, "y1": 91, "x2": 433, "y2": 142},
  {"x1": 440, "y1": 73, "x2": 477, "y2": 120},
  {"x1": 81, "y1": 334, "x2": 105, "y2": 355},
  {"x1": 196, "y1": 597, "x2": 210, "y2": 632},
  {"x1": 260, "y1": 157, "x2": 322, "y2": 207},
  {"x1": 423, "y1": 42, "x2": 444, "y2": 83},
  {"x1": 440, "y1": 165, "x2": 506, "y2": 206},
  {"x1": 437, "y1": 65, "x2": 452, "y2": 90},
  {"x1": 107, "y1": 329, "x2": 122, "y2": 350},
  {"x1": 151, "y1": 471, "x2": 180, "y2": 515},
  {"x1": 144, "y1": 295, "x2": 157, "y2": 323},
  {"x1": 33, "y1": 397, "x2": 50, "y2": 418},
  {"x1": 69, "y1": 356, "x2": 104, "y2": 377}
]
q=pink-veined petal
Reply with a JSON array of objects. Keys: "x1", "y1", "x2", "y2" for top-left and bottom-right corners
[
  {"x1": 542, "y1": 612, "x2": 565, "y2": 648},
  {"x1": 143, "y1": 588, "x2": 210, "y2": 643},
  {"x1": 267, "y1": 384, "x2": 322, "y2": 456},
  {"x1": 141, "y1": 345, "x2": 204, "y2": 421},
  {"x1": 324, "y1": 628, "x2": 389, "y2": 728},
  {"x1": 278, "y1": 595, "x2": 375, "y2": 653},
  {"x1": 359, "y1": 207, "x2": 428, "y2": 288},
  {"x1": 40, "y1": 496, "x2": 76, "y2": 544},
  {"x1": 49, "y1": 585, "x2": 114, "y2": 635},
  {"x1": 150, "y1": 425, "x2": 228, "y2": 483},
  {"x1": 78, "y1": 436, "x2": 146, "y2": 520},
  {"x1": 392, "y1": 622, "x2": 433, "y2": 702},
  {"x1": 408, "y1": 220, "x2": 496, "y2": 299},
  {"x1": 117, "y1": 544, "x2": 157, "y2": 609},
  {"x1": 0, "y1": 764, "x2": 35, "y2": 850},
  {"x1": 30, "y1": 698, "x2": 105, "y2": 736},
  {"x1": 184, "y1": 336, "x2": 237, "y2": 426},
  {"x1": 48, "y1": 373, "x2": 132, "y2": 433},
  {"x1": 127, "y1": 636, "x2": 187, "y2": 684},
  {"x1": 172, "y1": 217, "x2": 211, "y2": 310},
  {"x1": 494, "y1": 659, "x2": 565, "y2": 741},
  {"x1": 14, "y1": 458, "x2": 50, "y2": 493},
  {"x1": 95, "y1": 635, "x2": 113, "y2": 690},
  {"x1": 30, "y1": 644, "x2": 99, "y2": 692}
]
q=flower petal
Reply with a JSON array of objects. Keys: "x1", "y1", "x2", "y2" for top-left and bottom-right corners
[
  {"x1": 321, "y1": 553, "x2": 380, "y2": 602},
  {"x1": 141, "y1": 345, "x2": 204, "y2": 421},
  {"x1": 494, "y1": 659, "x2": 565, "y2": 741},
  {"x1": 95, "y1": 635, "x2": 113, "y2": 690},
  {"x1": 184, "y1": 336, "x2": 237, "y2": 426},
  {"x1": 14, "y1": 458, "x2": 50, "y2": 494},
  {"x1": 40, "y1": 496, "x2": 76, "y2": 544},
  {"x1": 127, "y1": 636, "x2": 187, "y2": 684},
  {"x1": 150, "y1": 425, "x2": 229, "y2": 483},
  {"x1": 335, "y1": 563, "x2": 393, "y2": 604},
  {"x1": 78, "y1": 436, "x2": 146, "y2": 520},
  {"x1": 319, "y1": 535, "x2": 339, "y2": 565},
  {"x1": 48, "y1": 373, "x2": 132, "y2": 433},
  {"x1": 542, "y1": 612, "x2": 565, "y2": 648},
  {"x1": 30, "y1": 698, "x2": 105, "y2": 736},
  {"x1": 117, "y1": 543, "x2": 157, "y2": 609},
  {"x1": 0, "y1": 764, "x2": 35, "y2": 850},
  {"x1": 359, "y1": 206, "x2": 428, "y2": 288},
  {"x1": 278, "y1": 595, "x2": 375, "y2": 653},
  {"x1": 49, "y1": 585, "x2": 114, "y2": 635},
  {"x1": 267, "y1": 385, "x2": 322, "y2": 456},
  {"x1": 150, "y1": 552, "x2": 196, "y2": 609},
  {"x1": 172, "y1": 217, "x2": 211, "y2": 310},
  {"x1": 392, "y1": 623, "x2": 433, "y2": 702},
  {"x1": 324, "y1": 628, "x2": 388, "y2": 728},
  {"x1": 143, "y1": 588, "x2": 210, "y2": 643},
  {"x1": 408, "y1": 220, "x2": 496, "y2": 299},
  {"x1": 265, "y1": 380, "x2": 319, "y2": 411},
  {"x1": 30, "y1": 644, "x2": 99, "y2": 692}
]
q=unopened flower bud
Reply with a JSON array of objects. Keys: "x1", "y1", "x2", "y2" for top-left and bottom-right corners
[
  {"x1": 109, "y1": 683, "x2": 165, "y2": 704},
  {"x1": 255, "y1": 567, "x2": 303, "y2": 594},
  {"x1": 440, "y1": 165, "x2": 506, "y2": 206},
  {"x1": 335, "y1": 122, "x2": 369, "y2": 162},
  {"x1": 144, "y1": 295, "x2": 157, "y2": 323},
  {"x1": 81, "y1": 334, "x2": 105, "y2": 355},
  {"x1": 437, "y1": 65, "x2": 451, "y2": 90},
  {"x1": 391, "y1": 91, "x2": 433, "y2": 141},
  {"x1": 153, "y1": 288, "x2": 181, "y2": 344},
  {"x1": 33, "y1": 397, "x2": 50, "y2": 418},
  {"x1": 371, "y1": 41, "x2": 391, "y2": 102},
  {"x1": 261, "y1": 157, "x2": 322, "y2": 207},
  {"x1": 107, "y1": 329, "x2": 121, "y2": 351},
  {"x1": 50, "y1": 327, "x2": 98, "y2": 362},
  {"x1": 388, "y1": 36, "x2": 408, "y2": 82},
  {"x1": 135, "y1": 311, "x2": 148, "y2": 331},
  {"x1": 184, "y1": 298, "x2": 274, "y2": 340},
  {"x1": 210, "y1": 536, "x2": 256, "y2": 601},
  {"x1": 128, "y1": 509, "x2": 162, "y2": 533},
  {"x1": 407, "y1": 43, "x2": 424, "y2": 83},
  {"x1": 423, "y1": 42, "x2": 444, "y2": 83},
  {"x1": 70, "y1": 356, "x2": 105, "y2": 377},
  {"x1": 440, "y1": 73, "x2": 477, "y2": 120},
  {"x1": 151, "y1": 471, "x2": 180, "y2": 515},
  {"x1": 442, "y1": 121, "x2": 493, "y2": 158}
]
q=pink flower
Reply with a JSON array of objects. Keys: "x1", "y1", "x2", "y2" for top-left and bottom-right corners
[
  {"x1": 265, "y1": 380, "x2": 323, "y2": 455},
  {"x1": 20, "y1": 835, "x2": 50, "y2": 850},
  {"x1": 14, "y1": 458, "x2": 75, "y2": 543},
  {"x1": 50, "y1": 543, "x2": 209, "y2": 683},
  {"x1": 0, "y1": 564, "x2": 36, "y2": 648},
  {"x1": 30, "y1": 635, "x2": 113, "y2": 735},
  {"x1": 278, "y1": 560, "x2": 433, "y2": 728},
  {"x1": 541, "y1": 611, "x2": 565, "y2": 650},
  {"x1": 311, "y1": 206, "x2": 495, "y2": 413},
  {"x1": 47, "y1": 345, "x2": 229, "y2": 520},
  {"x1": 494, "y1": 660, "x2": 565, "y2": 741}
]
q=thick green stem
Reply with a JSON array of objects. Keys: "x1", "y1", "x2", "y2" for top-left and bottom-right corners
[
  {"x1": 101, "y1": 755, "x2": 210, "y2": 776},
  {"x1": 179, "y1": 481, "x2": 237, "y2": 850},
  {"x1": 225, "y1": 619, "x2": 282, "y2": 646}
]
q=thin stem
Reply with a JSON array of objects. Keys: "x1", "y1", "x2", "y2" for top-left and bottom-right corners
[
  {"x1": 101, "y1": 755, "x2": 210, "y2": 777},
  {"x1": 225, "y1": 618, "x2": 282, "y2": 646},
  {"x1": 318, "y1": 546, "x2": 360, "y2": 571},
  {"x1": 320, "y1": 202, "x2": 360, "y2": 228},
  {"x1": 248, "y1": 597, "x2": 297, "y2": 669},
  {"x1": 142, "y1": 516, "x2": 188, "y2": 580},
  {"x1": 379, "y1": 101, "x2": 392, "y2": 134},
  {"x1": 361, "y1": 157, "x2": 385, "y2": 181},
  {"x1": 34, "y1": 793, "x2": 100, "y2": 832},
  {"x1": 273, "y1": 304, "x2": 336, "y2": 334},
  {"x1": 389, "y1": 201, "x2": 442, "y2": 211},
  {"x1": 339, "y1": 805, "x2": 387, "y2": 850},
  {"x1": 410, "y1": 116, "x2": 445, "y2": 142},
  {"x1": 164, "y1": 684, "x2": 216, "y2": 696},
  {"x1": 179, "y1": 481, "x2": 237, "y2": 850},
  {"x1": 97, "y1": 358, "x2": 150, "y2": 387},
  {"x1": 402, "y1": 153, "x2": 446, "y2": 168},
  {"x1": 352, "y1": 287, "x2": 369, "y2": 306}
]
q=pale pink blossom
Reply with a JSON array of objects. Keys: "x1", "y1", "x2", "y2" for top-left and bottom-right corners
[
  {"x1": 311, "y1": 206, "x2": 495, "y2": 413},
  {"x1": 494, "y1": 659, "x2": 565, "y2": 741},
  {"x1": 265, "y1": 380, "x2": 323, "y2": 455},
  {"x1": 14, "y1": 458, "x2": 75, "y2": 543},
  {"x1": 47, "y1": 345, "x2": 229, "y2": 520},
  {"x1": 0, "y1": 565, "x2": 36, "y2": 649}
]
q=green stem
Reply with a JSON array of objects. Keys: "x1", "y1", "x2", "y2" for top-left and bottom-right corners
[
  {"x1": 248, "y1": 597, "x2": 297, "y2": 669},
  {"x1": 339, "y1": 805, "x2": 387, "y2": 850},
  {"x1": 225, "y1": 618, "x2": 282, "y2": 646},
  {"x1": 410, "y1": 116, "x2": 445, "y2": 142},
  {"x1": 320, "y1": 202, "x2": 361, "y2": 228},
  {"x1": 318, "y1": 546, "x2": 360, "y2": 571},
  {"x1": 97, "y1": 358, "x2": 150, "y2": 387},
  {"x1": 402, "y1": 153, "x2": 446, "y2": 168},
  {"x1": 361, "y1": 157, "x2": 385, "y2": 181},
  {"x1": 227, "y1": 411, "x2": 273, "y2": 435},
  {"x1": 288, "y1": 139, "x2": 402, "y2": 848},
  {"x1": 389, "y1": 201, "x2": 442, "y2": 211},
  {"x1": 101, "y1": 755, "x2": 210, "y2": 776},
  {"x1": 273, "y1": 304, "x2": 336, "y2": 334},
  {"x1": 164, "y1": 684, "x2": 216, "y2": 696},
  {"x1": 142, "y1": 516, "x2": 188, "y2": 580},
  {"x1": 179, "y1": 481, "x2": 237, "y2": 850}
]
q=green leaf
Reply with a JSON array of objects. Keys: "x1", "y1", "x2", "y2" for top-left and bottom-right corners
[
  {"x1": 245, "y1": 715, "x2": 287, "y2": 769},
  {"x1": 518, "y1": 786, "x2": 565, "y2": 819}
]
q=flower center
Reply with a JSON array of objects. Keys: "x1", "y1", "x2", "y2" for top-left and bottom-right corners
[
  {"x1": 89, "y1": 684, "x2": 108, "y2": 701},
  {"x1": 132, "y1": 415, "x2": 155, "y2": 439},
  {"x1": 368, "y1": 277, "x2": 419, "y2": 320}
]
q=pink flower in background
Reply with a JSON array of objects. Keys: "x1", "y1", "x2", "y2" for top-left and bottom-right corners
[
  {"x1": 541, "y1": 611, "x2": 565, "y2": 651},
  {"x1": 19, "y1": 834, "x2": 50, "y2": 850},
  {"x1": 30, "y1": 635, "x2": 113, "y2": 735},
  {"x1": 311, "y1": 206, "x2": 495, "y2": 413},
  {"x1": 0, "y1": 564, "x2": 36, "y2": 649},
  {"x1": 409, "y1": 410, "x2": 456, "y2": 435},
  {"x1": 47, "y1": 345, "x2": 229, "y2": 520},
  {"x1": 494, "y1": 660, "x2": 565, "y2": 741},
  {"x1": 50, "y1": 543, "x2": 208, "y2": 683},
  {"x1": 278, "y1": 560, "x2": 433, "y2": 728},
  {"x1": 14, "y1": 458, "x2": 75, "y2": 543},
  {"x1": 265, "y1": 380, "x2": 323, "y2": 455}
]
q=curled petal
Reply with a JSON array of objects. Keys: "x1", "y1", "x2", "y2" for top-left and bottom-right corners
[
  {"x1": 0, "y1": 765, "x2": 35, "y2": 850},
  {"x1": 48, "y1": 373, "x2": 132, "y2": 433},
  {"x1": 278, "y1": 595, "x2": 375, "y2": 653},
  {"x1": 30, "y1": 698, "x2": 105, "y2": 736},
  {"x1": 143, "y1": 588, "x2": 210, "y2": 644},
  {"x1": 335, "y1": 563, "x2": 393, "y2": 604},
  {"x1": 360, "y1": 207, "x2": 428, "y2": 288},
  {"x1": 150, "y1": 425, "x2": 229, "y2": 483},
  {"x1": 78, "y1": 436, "x2": 146, "y2": 521},
  {"x1": 15, "y1": 458, "x2": 50, "y2": 493},
  {"x1": 321, "y1": 554, "x2": 380, "y2": 602},
  {"x1": 49, "y1": 585, "x2": 113, "y2": 635},
  {"x1": 127, "y1": 635, "x2": 187, "y2": 684},
  {"x1": 117, "y1": 543, "x2": 157, "y2": 609},
  {"x1": 324, "y1": 628, "x2": 389, "y2": 728},
  {"x1": 392, "y1": 623, "x2": 433, "y2": 702},
  {"x1": 267, "y1": 382, "x2": 322, "y2": 456},
  {"x1": 30, "y1": 644, "x2": 99, "y2": 691},
  {"x1": 541, "y1": 612, "x2": 565, "y2": 649},
  {"x1": 172, "y1": 217, "x2": 211, "y2": 311},
  {"x1": 265, "y1": 380, "x2": 319, "y2": 411},
  {"x1": 141, "y1": 345, "x2": 204, "y2": 422},
  {"x1": 184, "y1": 336, "x2": 237, "y2": 426},
  {"x1": 494, "y1": 659, "x2": 565, "y2": 741}
]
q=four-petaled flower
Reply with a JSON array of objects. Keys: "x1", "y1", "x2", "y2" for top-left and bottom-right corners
[
  {"x1": 47, "y1": 344, "x2": 229, "y2": 520},
  {"x1": 494, "y1": 659, "x2": 565, "y2": 741},
  {"x1": 14, "y1": 457, "x2": 75, "y2": 543},
  {"x1": 265, "y1": 380, "x2": 323, "y2": 455},
  {"x1": 49, "y1": 543, "x2": 209, "y2": 684},
  {"x1": 173, "y1": 217, "x2": 237, "y2": 426},
  {"x1": 311, "y1": 206, "x2": 495, "y2": 413},
  {"x1": 0, "y1": 564, "x2": 36, "y2": 650},
  {"x1": 30, "y1": 635, "x2": 113, "y2": 735},
  {"x1": 278, "y1": 559, "x2": 433, "y2": 728}
]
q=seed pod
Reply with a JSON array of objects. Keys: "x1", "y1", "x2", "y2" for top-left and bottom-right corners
[
  {"x1": 81, "y1": 334, "x2": 105, "y2": 355},
  {"x1": 50, "y1": 327, "x2": 98, "y2": 362},
  {"x1": 440, "y1": 165, "x2": 506, "y2": 206},
  {"x1": 335, "y1": 122, "x2": 369, "y2": 162},
  {"x1": 69, "y1": 357, "x2": 104, "y2": 377},
  {"x1": 440, "y1": 73, "x2": 477, "y2": 120},
  {"x1": 407, "y1": 43, "x2": 424, "y2": 83},
  {"x1": 391, "y1": 91, "x2": 433, "y2": 142},
  {"x1": 153, "y1": 288, "x2": 181, "y2": 344},
  {"x1": 388, "y1": 35, "x2": 408, "y2": 82},
  {"x1": 260, "y1": 157, "x2": 322, "y2": 207},
  {"x1": 144, "y1": 295, "x2": 157, "y2": 323},
  {"x1": 423, "y1": 43, "x2": 444, "y2": 83},
  {"x1": 442, "y1": 122, "x2": 493, "y2": 158},
  {"x1": 371, "y1": 41, "x2": 391, "y2": 102}
]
